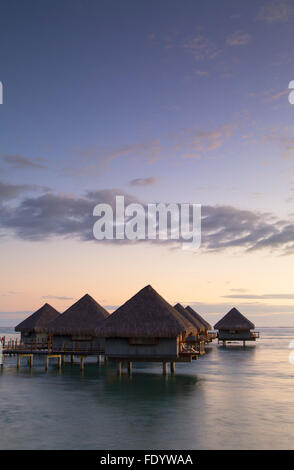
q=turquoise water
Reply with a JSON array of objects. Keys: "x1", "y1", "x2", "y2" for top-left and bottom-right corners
[{"x1": 0, "y1": 328, "x2": 294, "y2": 450}]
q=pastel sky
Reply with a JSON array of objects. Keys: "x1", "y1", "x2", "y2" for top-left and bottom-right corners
[{"x1": 1, "y1": 0, "x2": 294, "y2": 326}]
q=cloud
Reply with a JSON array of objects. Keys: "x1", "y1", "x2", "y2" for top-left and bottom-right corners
[
  {"x1": 0, "y1": 291, "x2": 20, "y2": 297},
  {"x1": 0, "y1": 189, "x2": 138, "y2": 241},
  {"x1": 0, "y1": 180, "x2": 49, "y2": 202},
  {"x1": 66, "y1": 140, "x2": 162, "y2": 177},
  {"x1": 265, "y1": 89, "x2": 289, "y2": 102},
  {"x1": 230, "y1": 288, "x2": 248, "y2": 293},
  {"x1": 184, "y1": 301, "x2": 294, "y2": 326},
  {"x1": 42, "y1": 295, "x2": 74, "y2": 301},
  {"x1": 259, "y1": 130, "x2": 294, "y2": 160},
  {"x1": 0, "y1": 311, "x2": 32, "y2": 324},
  {"x1": 222, "y1": 294, "x2": 294, "y2": 300},
  {"x1": 195, "y1": 70, "x2": 209, "y2": 77},
  {"x1": 0, "y1": 181, "x2": 33, "y2": 201},
  {"x1": 103, "y1": 305, "x2": 119, "y2": 312},
  {"x1": 129, "y1": 177, "x2": 156, "y2": 187},
  {"x1": 182, "y1": 34, "x2": 220, "y2": 61},
  {"x1": 257, "y1": 0, "x2": 294, "y2": 23},
  {"x1": 182, "y1": 123, "x2": 236, "y2": 159},
  {"x1": 226, "y1": 31, "x2": 251, "y2": 46},
  {"x1": 1, "y1": 188, "x2": 294, "y2": 255},
  {"x1": 2, "y1": 155, "x2": 46, "y2": 169}
]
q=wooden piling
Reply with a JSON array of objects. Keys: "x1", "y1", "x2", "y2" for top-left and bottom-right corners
[
  {"x1": 45, "y1": 354, "x2": 62, "y2": 371},
  {"x1": 97, "y1": 355, "x2": 103, "y2": 365},
  {"x1": 116, "y1": 361, "x2": 122, "y2": 376},
  {"x1": 162, "y1": 362, "x2": 168, "y2": 375},
  {"x1": 170, "y1": 361, "x2": 175, "y2": 374},
  {"x1": 127, "y1": 361, "x2": 132, "y2": 375},
  {"x1": 28, "y1": 355, "x2": 33, "y2": 368}
]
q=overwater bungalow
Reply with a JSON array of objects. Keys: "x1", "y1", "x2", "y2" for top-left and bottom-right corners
[
  {"x1": 214, "y1": 307, "x2": 259, "y2": 346},
  {"x1": 15, "y1": 303, "x2": 60, "y2": 345},
  {"x1": 185, "y1": 306, "x2": 214, "y2": 342},
  {"x1": 173, "y1": 303, "x2": 206, "y2": 355},
  {"x1": 46, "y1": 294, "x2": 109, "y2": 352},
  {"x1": 174, "y1": 303, "x2": 205, "y2": 333},
  {"x1": 185, "y1": 306, "x2": 211, "y2": 331},
  {"x1": 97, "y1": 285, "x2": 199, "y2": 373}
]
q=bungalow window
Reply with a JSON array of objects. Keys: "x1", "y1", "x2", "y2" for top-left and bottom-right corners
[{"x1": 128, "y1": 337, "x2": 158, "y2": 346}]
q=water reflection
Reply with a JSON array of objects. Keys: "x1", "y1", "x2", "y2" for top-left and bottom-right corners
[{"x1": 1, "y1": 329, "x2": 294, "y2": 449}]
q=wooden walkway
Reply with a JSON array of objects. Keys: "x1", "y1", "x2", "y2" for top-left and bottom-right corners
[{"x1": 0, "y1": 338, "x2": 211, "y2": 375}]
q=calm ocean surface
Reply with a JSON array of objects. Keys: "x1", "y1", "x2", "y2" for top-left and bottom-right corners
[{"x1": 0, "y1": 327, "x2": 293, "y2": 450}]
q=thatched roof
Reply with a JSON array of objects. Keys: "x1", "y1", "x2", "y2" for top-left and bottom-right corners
[
  {"x1": 173, "y1": 303, "x2": 205, "y2": 332},
  {"x1": 97, "y1": 285, "x2": 198, "y2": 338},
  {"x1": 185, "y1": 306, "x2": 212, "y2": 330},
  {"x1": 47, "y1": 294, "x2": 109, "y2": 335},
  {"x1": 214, "y1": 307, "x2": 255, "y2": 331},
  {"x1": 15, "y1": 303, "x2": 60, "y2": 333}
]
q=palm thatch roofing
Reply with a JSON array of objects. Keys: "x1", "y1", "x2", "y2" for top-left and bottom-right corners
[
  {"x1": 185, "y1": 306, "x2": 212, "y2": 330},
  {"x1": 15, "y1": 303, "x2": 60, "y2": 333},
  {"x1": 173, "y1": 303, "x2": 205, "y2": 332},
  {"x1": 96, "y1": 285, "x2": 198, "y2": 338},
  {"x1": 47, "y1": 294, "x2": 109, "y2": 335},
  {"x1": 214, "y1": 307, "x2": 255, "y2": 331}
]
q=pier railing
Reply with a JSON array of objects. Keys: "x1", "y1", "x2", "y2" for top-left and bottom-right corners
[
  {"x1": 2, "y1": 339, "x2": 104, "y2": 355},
  {"x1": 251, "y1": 331, "x2": 260, "y2": 339}
]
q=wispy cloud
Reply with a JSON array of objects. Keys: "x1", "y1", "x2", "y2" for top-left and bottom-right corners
[
  {"x1": 226, "y1": 31, "x2": 251, "y2": 46},
  {"x1": 0, "y1": 180, "x2": 49, "y2": 202},
  {"x1": 182, "y1": 34, "x2": 221, "y2": 61},
  {"x1": 257, "y1": 0, "x2": 294, "y2": 23},
  {"x1": 185, "y1": 301, "x2": 294, "y2": 325},
  {"x1": 42, "y1": 295, "x2": 74, "y2": 301},
  {"x1": 129, "y1": 177, "x2": 156, "y2": 187},
  {"x1": 66, "y1": 140, "x2": 162, "y2": 177},
  {"x1": 222, "y1": 293, "x2": 294, "y2": 300},
  {"x1": 182, "y1": 123, "x2": 236, "y2": 159},
  {"x1": 1, "y1": 154, "x2": 46, "y2": 170},
  {"x1": 0, "y1": 291, "x2": 20, "y2": 297}
]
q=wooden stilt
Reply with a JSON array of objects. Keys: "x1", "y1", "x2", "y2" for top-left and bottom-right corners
[
  {"x1": 17, "y1": 356, "x2": 21, "y2": 369},
  {"x1": 170, "y1": 361, "x2": 175, "y2": 374},
  {"x1": 45, "y1": 354, "x2": 62, "y2": 371},
  {"x1": 97, "y1": 355, "x2": 102, "y2": 365},
  {"x1": 116, "y1": 361, "x2": 122, "y2": 376},
  {"x1": 80, "y1": 356, "x2": 85, "y2": 371},
  {"x1": 127, "y1": 361, "x2": 132, "y2": 375},
  {"x1": 71, "y1": 355, "x2": 74, "y2": 363},
  {"x1": 162, "y1": 362, "x2": 168, "y2": 375}
]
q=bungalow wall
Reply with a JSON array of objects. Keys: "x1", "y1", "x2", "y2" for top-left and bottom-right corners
[
  {"x1": 218, "y1": 329, "x2": 252, "y2": 340},
  {"x1": 52, "y1": 335, "x2": 105, "y2": 352},
  {"x1": 20, "y1": 332, "x2": 48, "y2": 344},
  {"x1": 105, "y1": 337, "x2": 179, "y2": 359}
]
